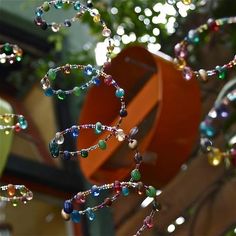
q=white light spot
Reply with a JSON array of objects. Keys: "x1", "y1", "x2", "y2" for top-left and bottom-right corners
[
  {"x1": 176, "y1": 216, "x2": 185, "y2": 225},
  {"x1": 167, "y1": 224, "x2": 176, "y2": 233},
  {"x1": 134, "y1": 6, "x2": 141, "y2": 13},
  {"x1": 113, "y1": 47, "x2": 121, "y2": 54},
  {"x1": 208, "y1": 109, "x2": 217, "y2": 119},
  {"x1": 156, "y1": 190, "x2": 162, "y2": 196},
  {"x1": 149, "y1": 36, "x2": 156, "y2": 43},
  {"x1": 141, "y1": 197, "x2": 154, "y2": 208},
  {"x1": 95, "y1": 42, "x2": 107, "y2": 66},
  {"x1": 148, "y1": 43, "x2": 161, "y2": 53},
  {"x1": 129, "y1": 32, "x2": 137, "y2": 42},
  {"x1": 117, "y1": 25, "x2": 125, "y2": 35},
  {"x1": 144, "y1": 8, "x2": 152, "y2": 17},
  {"x1": 153, "y1": 3, "x2": 162, "y2": 12},
  {"x1": 229, "y1": 135, "x2": 236, "y2": 146},
  {"x1": 234, "y1": 227, "x2": 236, "y2": 233},
  {"x1": 140, "y1": 34, "x2": 150, "y2": 43},
  {"x1": 144, "y1": 18, "x2": 150, "y2": 25},
  {"x1": 121, "y1": 34, "x2": 130, "y2": 45},
  {"x1": 111, "y1": 7, "x2": 118, "y2": 15},
  {"x1": 138, "y1": 15, "x2": 145, "y2": 21},
  {"x1": 153, "y1": 28, "x2": 160, "y2": 36}
]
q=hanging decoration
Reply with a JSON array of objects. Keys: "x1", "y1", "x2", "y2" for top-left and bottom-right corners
[
  {"x1": 35, "y1": 0, "x2": 160, "y2": 234},
  {"x1": 0, "y1": 184, "x2": 33, "y2": 207},
  {"x1": 0, "y1": 114, "x2": 28, "y2": 135},
  {"x1": 174, "y1": 16, "x2": 236, "y2": 81},
  {"x1": 0, "y1": 43, "x2": 23, "y2": 64},
  {"x1": 200, "y1": 88, "x2": 236, "y2": 167}
]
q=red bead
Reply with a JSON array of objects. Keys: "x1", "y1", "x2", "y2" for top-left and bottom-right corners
[
  {"x1": 144, "y1": 216, "x2": 154, "y2": 229},
  {"x1": 104, "y1": 197, "x2": 112, "y2": 207},
  {"x1": 104, "y1": 75, "x2": 113, "y2": 85},
  {"x1": 74, "y1": 193, "x2": 85, "y2": 204},
  {"x1": 114, "y1": 180, "x2": 121, "y2": 194},
  {"x1": 14, "y1": 123, "x2": 21, "y2": 132},
  {"x1": 207, "y1": 18, "x2": 219, "y2": 32},
  {"x1": 230, "y1": 149, "x2": 236, "y2": 167}
]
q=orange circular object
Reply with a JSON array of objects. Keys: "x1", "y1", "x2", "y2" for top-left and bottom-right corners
[
  {"x1": 78, "y1": 46, "x2": 201, "y2": 187},
  {"x1": 7, "y1": 184, "x2": 16, "y2": 197}
]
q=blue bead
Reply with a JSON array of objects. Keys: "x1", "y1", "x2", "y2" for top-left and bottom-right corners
[
  {"x1": 63, "y1": 151, "x2": 71, "y2": 160},
  {"x1": 44, "y1": 88, "x2": 54, "y2": 96},
  {"x1": 115, "y1": 88, "x2": 125, "y2": 98},
  {"x1": 71, "y1": 125, "x2": 79, "y2": 137},
  {"x1": 84, "y1": 65, "x2": 93, "y2": 76},
  {"x1": 49, "y1": 141, "x2": 59, "y2": 158},
  {"x1": 71, "y1": 210, "x2": 81, "y2": 223},
  {"x1": 95, "y1": 122, "x2": 102, "y2": 134},
  {"x1": 200, "y1": 122, "x2": 216, "y2": 138},
  {"x1": 122, "y1": 186, "x2": 129, "y2": 196},
  {"x1": 64, "y1": 200, "x2": 73, "y2": 214},
  {"x1": 86, "y1": 208, "x2": 95, "y2": 221},
  {"x1": 18, "y1": 117, "x2": 28, "y2": 129},
  {"x1": 91, "y1": 185, "x2": 100, "y2": 197},
  {"x1": 35, "y1": 8, "x2": 43, "y2": 17},
  {"x1": 93, "y1": 77, "x2": 100, "y2": 86},
  {"x1": 74, "y1": 1, "x2": 81, "y2": 10}
]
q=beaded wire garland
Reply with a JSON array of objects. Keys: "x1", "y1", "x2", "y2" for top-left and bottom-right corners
[
  {"x1": 61, "y1": 181, "x2": 160, "y2": 235},
  {"x1": 200, "y1": 89, "x2": 236, "y2": 167},
  {"x1": 0, "y1": 43, "x2": 23, "y2": 64},
  {"x1": 0, "y1": 114, "x2": 28, "y2": 135},
  {"x1": 0, "y1": 184, "x2": 33, "y2": 206},
  {"x1": 34, "y1": 0, "x2": 113, "y2": 62},
  {"x1": 174, "y1": 16, "x2": 236, "y2": 81}
]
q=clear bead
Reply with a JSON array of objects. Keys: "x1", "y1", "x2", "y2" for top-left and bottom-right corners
[
  {"x1": 51, "y1": 23, "x2": 60, "y2": 32},
  {"x1": 116, "y1": 129, "x2": 125, "y2": 142},
  {"x1": 55, "y1": 132, "x2": 64, "y2": 144}
]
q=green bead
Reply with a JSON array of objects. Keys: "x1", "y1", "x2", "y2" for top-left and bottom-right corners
[
  {"x1": 48, "y1": 69, "x2": 56, "y2": 80},
  {"x1": 42, "y1": 1, "x2": 50, "y2": 11},
  {"x1": 95, "y1": 122, "x2": 102, "y2": 134},
  {"x1": 19, "y1": 186, "x2": 27, "y2": 195},
  {"x1": 146, "y1": 186, "x2": 156, "y2": 198},
  {"x1": 115, "y1": 88, "x2": 125, "y2": 98},
  {"x1": 54, "y1": 0, "x2": 63, "y2": 9},
  {"x1": 73, "y1": 87, "x2": 81, "y2": 96},
  {"x1": 16, "y1": 56, "x2": 22, "y2": 62},
  {"x1": 98, "y1": 140, "x2": 107, "y2": 150},
  {"x1": 131, "y1": 169, "x2": 141, "y2": 181},
  {"x1": 12, "y1": 199, "x2": 18, "y2": 207},
  {"x1": 3, "y1": 43, "x2": 12, "y2": 54},
  {"x1": 57, "y1": 90, "x2": 66, "y2": 100},
  {"x1": 215, "y1": 66, "x2": 226, "y2": 80},
  {"x1": 81, "y1": 150, "x2": 88, "y2": 158}
]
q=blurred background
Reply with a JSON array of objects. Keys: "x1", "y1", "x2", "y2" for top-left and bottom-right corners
[{"x1": 0, "y1": 0, "x2": 236, "y2": 235}]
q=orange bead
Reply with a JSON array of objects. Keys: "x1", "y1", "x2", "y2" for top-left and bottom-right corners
[{"x1": 7, "y1": 184, "x2": 16, "y2": 197}]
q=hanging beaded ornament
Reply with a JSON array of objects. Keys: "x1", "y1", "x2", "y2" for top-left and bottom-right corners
[
  {"x1": 200, "y1": 89, "x2": 236, "y2": 167},
  {"x1": 0, "y1": 184, "x2": 33, "y2": 206},
  {"x1": 0, "y1": 43, "x2": 23, "y2": 64},
  {"x1": 61, "y1": 180, "x2": 160, "y2": 235},
  {"x1": 0, "y1": 114, "x2": 28, "y2": 135},
  {"x1": 174, "y1": 16, "x2": 236, "y2": 81},
  {"x1": 34, "y1": 0, "x2": 113, "y2": 62}
]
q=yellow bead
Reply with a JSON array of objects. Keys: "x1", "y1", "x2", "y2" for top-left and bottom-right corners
[
  {"x1": 3, "y1": 116, "x2": 11, "y2": 123},
  {"x1": 61, "y1": 209, "x2": 70, "y2": 221},
  {"x1": 173, "y1": 58, "x2": 186, "y2": 70},
  {"x1": 207, "y1": 148, "x2": 222, "y2": 166},
  {"x1": 93, "y1": 14, "x2": 101, "y2": 23},
  {"x1": 181, "y1": 0, "x2": 192, "y2": 4},
  {"x1": 4, "y1": 129, "x2": 11, "y2": 135}
]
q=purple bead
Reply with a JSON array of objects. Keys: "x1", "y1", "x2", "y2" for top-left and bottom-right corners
[
  {"x1": 144, "y1": 216, "x2": 154, "y2": 229},
  {"x1": 63, "y1": 200, "x2": 73, "y2": 214},
  {"x1": 174, "y1": 43, "x2": 187, "y2": 58},
  {"x1": 216, "y1": 105, "x2": 229, "y2": 118},
  {"x1": 119, "y1": 109, "x2": 127, "y2": 117},
  {"x1": 63, "y1": 151, "x2": 71, "y2": 160},
  {"x1": 182, "y1": 67, "x2": 193, "y2": 81}
]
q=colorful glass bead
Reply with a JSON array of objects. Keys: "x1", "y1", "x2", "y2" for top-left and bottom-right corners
[
  {"x1": 63, "y1": 151, "x2": 71, "y2": 160},
  {"x1": 144, "y1": 216, "x2": 154, "y2": 229},
  {"x1": 102, "y1": 27, "x2": 111, "y2": 37},
  {"x1": 215, "y1": 66, "x2": 226, "y2": 80},
  {"x1": 104, "y1": 197, "x2": 112, "y2": 207},
  {"x1": 134, "y1": 153, "x2": 143, "y2": 164},
  {"x1": 122, "y1": 186, "x2": 129, "y2": 196},
  {"x1": 42, "y1": 1, "x2": 50, "y2": 11},
  {"x1": 91, "y1": 185, "x2": 100, "y2": 197},
  {"x1": 181, "y1": 0, "x2": 192, "y2": 4},
  {"x1": 114, "y1": 181, "x2": 121, "y2": 194},
  {"x1": 200, "y1": 122, "x2": 216, "y2": 138},
  {"x1": 54, "y1": 0, "x2": 63, "y2": 9},
  {"x1": 115, "y1": 88, "x2": 125, "y2": 98},
  {"x1": 35, "y1": 8, "x2": 43, "y2": 17},
  {"x1": 198, "y1": 69, "x2": 208, "y2": 82},
  {"x1": 93, "y1": 77, "x2": 100, "y2": 86},
  {"x1": 41, "y1": 21, "x2": 48, "y2": 30},
  {"x1": 75, "y1": 193, "x2": 86, "y2": 204},
  {"x1": 3, "y1": 115, "x2": 11, "y2": 123},
  {"x1": 174, "y1": 43, "x2": 187, "y2": 58},
  {"x1": 200, "y1": 137, "x2": 212, "y2": 153},
  {"x1": 188, "y1": 30, "x2": 200, "y2": 44},
  {"x1": 207, "y1": 148, "x2": 222, "y2": 166},
  {"x1": 14, "y1": 124, "x2": 21, "y2": 132},
  {"x1": 7, "y1": 184, "x2": 15, "y2": 197},
  {"x1": 49, "y1": 140, "x2": 59, "y2": 157},
  {"x1": 182, "y1": 66, "x2": 193, "y2": 80},
  {"x1": 19, "y1": 186, "x2": 27, "y2": 195},
  {"x1": 73, "y1": 87, "x2": 81, "y2": 96},
  {"x1": 64, "y1": 200, "x2": 73, "y2": 214},
  {"x1": 86, "y1": 0, "x2": 93, "y2": 8},
  {"x1": 81, "y1": 150, "x2": 88, "y2": 158},
  {"x1": 57, "y1": 90, "x2": 66, "y2": 100},
  {"x1": 216, "y1": 105, "x2": 229, "y2": 118},
  {"x1": 93, "y1": 14, "x2": 101, "y2": 23},
  {"x1": 137, "y1": 182, "x2": 144, "y2": 195},
  {"x1": 174, "y1": 58, "x2": 186, "y2": 70},
  {"x1": 95, "y1": 122, "x2": 102, "y2": 134},
  {"x1": 86, "y1": 208, "x2": 95, "y2": 221},
  {"x1": 18, "y1": 116, "x2": 28, "y2": 129},
  {"x1": 131, "y1": 169, "x2": 141, "y2": 181},
  {"x1": 128, "y1": 139, "x2": 138, "y2": 150},
  {"x1": 74, "y1": 1, "x2": 81, "y2": 10},
  {"x1": 48, "y1": 69, "x2": 56, "y2": 80},
  {"x1": 11, "y1": 198, "x2": 18, "y2": 207},
  {"x1": 51, "y1": 23, "x2": 60, "y2": 32},
  {"x1": 116, "y1": 129, "x2": 125, "y2": 142},
  {"x1": 64, "y1": 19, "x2": 72, "y2": 27},
  {"x1": 104, "y1": 75, "x2": 113, "y2": 85},
  {"x1": 71, "y1": 126, "x2": 79, "y2": 137},
  {"x1": 61, "y1": 209, "x2": 71, "y2": 221},
  {"x1": 55, "y1": 132, "x2": 64, "y2": 144},
  {"x1": 98, "y1": 140, "x2": 107, "y2": 150},
  {"x1": 44, "y1": 88, "x2": 54, "y2": 96},
  {"x1": 84, "y1": 64, "x2": 93, "y2": 76},
  {"x1": 207, "y1": 18, "x2": 219, "y2": 32},
  {"x1": 119, "y1": 109, "x2": 127, "y2": 117},
  {"x1": 71, "y1": 210, "x2": 81, "y2": 223},
  {"x1": 146, "y1": 186, "x2": 156, "y2": 198}
]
